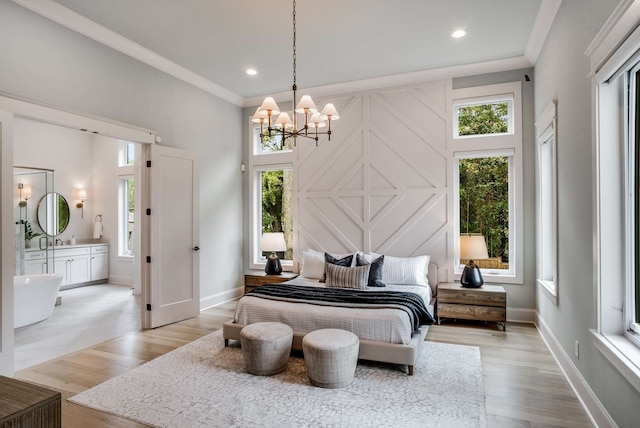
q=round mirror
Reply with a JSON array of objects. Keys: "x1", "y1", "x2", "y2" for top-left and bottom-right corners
[{"x1": 36, "y1": 192, "x2": 70, "y2": 236}]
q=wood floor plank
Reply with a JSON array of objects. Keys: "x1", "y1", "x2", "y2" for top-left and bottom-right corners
[{"x1": 14, "y1": 306, "x2": 593, "y2": 427}]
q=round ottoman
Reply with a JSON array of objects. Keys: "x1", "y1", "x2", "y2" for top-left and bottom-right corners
[
  {"x1": 302, "y1": 329, "x2": 360, "y2": 388},
  {"x1": 240, "y1": 322, "x2": 293, "y2": 376}
]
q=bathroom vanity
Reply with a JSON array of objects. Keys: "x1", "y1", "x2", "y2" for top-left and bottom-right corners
[{"x1": 24, "y1": 243, "x2": 109, "y2": 289}]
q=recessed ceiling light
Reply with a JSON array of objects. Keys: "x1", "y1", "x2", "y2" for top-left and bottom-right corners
[
  {"x1": 452, "y1": 30, "x2": 467, "y2": 39},
  {"x1": 246, "y1": 68, "x2": 257, "y2": 76}
]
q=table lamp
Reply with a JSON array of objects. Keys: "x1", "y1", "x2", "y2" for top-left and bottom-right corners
[
  {"x1": 459, "y1": 235, "x2": 489, "y2": 288},
  {"x1": 261, "y1": 232, "x2": 287, "y2": 275}
]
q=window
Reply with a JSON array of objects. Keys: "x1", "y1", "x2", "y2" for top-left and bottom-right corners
[
  {"x1": 536, "y1": 101, "x2": 558, "y2": 300},
  {"x1": 456, "y1": 151, "x2": 513, "y2": 276},
  {"x1": 452, "y1": 83, "x2": 523, "y2": 284},
  {"x1": 117, "y1": 141, "x2": 135, "y2": 257},
  {"x1": 592, "y1": 10, "x2": 640, "y2": 387},
  {"x1": 249, "y1": 123, "x2": 294, "y2": 269},
  {"x1": 454, "y1": 95, "x2": 514, "y2": 138},
  {"x1": 118, "y1": 176, "x2": 134, "y2": 256}
]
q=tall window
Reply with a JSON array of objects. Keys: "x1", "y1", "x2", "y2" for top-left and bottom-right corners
[
  {"x1": 536, "y1": 101, "x2": 558, "y2": 300},
  {"x1": 249, "y1": 123, "x2": 294, "y2": 269},
  {"x1": 456, "y1": 152, "x2": 513, "y2": 275},
  {"x1": 591, "y1": 4, "x2": 640, "y2": 390},
  {"x1": 452, "y1": 82, "x2": 523, "y2": 283},
  {"x1": 119, "y1": 176, "x2": 134, "y2": 256},
  {"x1": 117, "y1": 141, "x2": 135, "y2": 257}
]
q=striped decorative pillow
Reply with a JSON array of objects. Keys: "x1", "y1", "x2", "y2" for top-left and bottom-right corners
[
  {"x1": 324, "y1": 263, "x2": 371, "y2": 290},
  {"x1": 370, "y1": 253, "x2": 430, "y2": 286}
]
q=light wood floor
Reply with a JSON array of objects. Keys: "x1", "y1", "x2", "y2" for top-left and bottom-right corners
[{"x1": 15, "y1": 302, "x2": 593, "y2": 427}]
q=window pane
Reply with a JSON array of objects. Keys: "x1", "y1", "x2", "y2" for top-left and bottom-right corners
[
  {"x1": 459, "y1": 156, "x2": 509, "y2": 270},
  {"x1": 260, "y1": 168, "x2": 293, "y2": 260},
  {"x1": 119, "y1": 177, "x2": 134, "y2": 256},
  {"x1": 457, "y1": 101, "x2": 510, "y2": 137},
  {"x1": 126, "y1": 178, "x2": 134, "y2": 254},
  {"x1": 126, "y1": 143, "x2": 135, "y2": 165},
  {"x1": 254, "y1": 127, "x2": 293, "y2": 154}
]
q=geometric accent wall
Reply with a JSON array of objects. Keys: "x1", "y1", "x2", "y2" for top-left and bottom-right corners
[{"x1": 294, "y1": 80, "x2": 452, "y2": 282}]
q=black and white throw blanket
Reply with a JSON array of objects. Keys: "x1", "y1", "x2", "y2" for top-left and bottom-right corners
[{"x1": 247, "y1": 284, "x2": 435, "y2": 332}]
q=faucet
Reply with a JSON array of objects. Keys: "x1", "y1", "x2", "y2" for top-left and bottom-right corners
[{"x1": 55, "y1": 238, "x2": 63, "y2": 246}]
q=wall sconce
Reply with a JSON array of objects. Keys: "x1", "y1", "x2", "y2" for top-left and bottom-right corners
[
  {"x1": 76, "y1": 188, "x2": 86, "y2": 218},
  {"x1": 18, "y1": 183, "x2": 31, "y2": 207},
  {"x1": 261, "y1": 232, "x2": 287, "y2": 275}
]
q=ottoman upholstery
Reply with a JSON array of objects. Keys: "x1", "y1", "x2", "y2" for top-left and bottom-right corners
[
  {"x1": 302, "y1": 329, "x2": 360, "y2": 388},
  {"x1": 240, "y1": 322, "x2": 293, "y2": 376}
]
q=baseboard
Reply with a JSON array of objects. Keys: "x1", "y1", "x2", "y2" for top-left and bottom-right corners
[
  {"x1": 506, "y1": 307, "x2": 537, "y2": 323},
  {"x1": 200, "y1": 287, "x2": 243, "y2": 311},
  {"x1": 108, "y1": 275, "x2": 133, "y2": 286},
  {"x1": 536, "y1": 315, "x2": 617, "y2": 428}
]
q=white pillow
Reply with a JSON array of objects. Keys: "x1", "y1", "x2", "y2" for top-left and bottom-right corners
[
  {"x1": 325, "y1": 263, "x2": 370, "y2": 290},
  {"x1": 370, "y1": 253, "x2": 430, "y2": 286},
  {"x1": 299, "y1": 250, "x2": 358, "y2": 279},
  {"x1": 299, "y1": 250, "x2": 325, "y2": 279}
]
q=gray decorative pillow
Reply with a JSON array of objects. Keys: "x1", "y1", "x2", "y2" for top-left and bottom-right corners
[
  {"x1": 356, "y1": 253, "x2": 385, "y2": 287},
  {"x1": 320, "y1": 253, "x2": 354, "y2": 283},
  {"x1": 325, "y1": 263, "x2": 371, "y2": 290}
]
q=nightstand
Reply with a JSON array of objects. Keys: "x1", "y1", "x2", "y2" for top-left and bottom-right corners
[
  {"x1": 437, "y1": 282, "x2": 507, "y2": 330},
  {"x1": 244, "y1": 271, "x2": 298, "y2": 294}
]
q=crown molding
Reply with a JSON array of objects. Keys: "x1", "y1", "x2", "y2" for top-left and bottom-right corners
[
  {"x1": 524, "y1": 0, "x2": 562, "y2": 64},
  {"x1": 11, "y1": 0, "x2": 244, "y2": 107},
  {"x1": 242, "y1": 56, "x2": 532, "y2": 108}
]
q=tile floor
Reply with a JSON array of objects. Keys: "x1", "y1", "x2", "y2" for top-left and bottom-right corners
[{"x1": 14, "y1": 283, "x2": 141, "y2": 371}]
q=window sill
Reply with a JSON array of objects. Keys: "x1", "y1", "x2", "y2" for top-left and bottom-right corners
[
  {"x1": 591, "y1": 329, "x2": 640, "y2": 393},
  {"x1": 537, "y1": 279, "x2": 558, "y2": 304},
  {"x1": 116, "y1": 255, "x2": 134, "y2": 263}
]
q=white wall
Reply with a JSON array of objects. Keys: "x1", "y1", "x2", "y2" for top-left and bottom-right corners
[
  {"x1": 534, "y1": 0, "x2": 640, "y2": 426},
  {"x1": 14, "y1": 118, "x2": 94, "y2": 243},
  {"x1": 244, "y1": 73, "x2": 536, "y2": 311},
  {"x1": 0, "y1": 1, "x2": 243, "y2": 312}
]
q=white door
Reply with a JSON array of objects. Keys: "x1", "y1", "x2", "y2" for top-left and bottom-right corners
[
  {"x1": 0, "y1": 109, "x2": 15, "y2": 375},
  {"x1": 145, "y1": 145, "x2": 200, "y2": 328}
]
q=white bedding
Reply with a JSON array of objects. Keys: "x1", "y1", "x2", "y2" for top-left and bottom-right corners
[{"x1": 233, "y1": 277, "x2": 433, "y2": 345}]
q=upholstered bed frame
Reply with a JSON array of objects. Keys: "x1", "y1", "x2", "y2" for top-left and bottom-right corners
[{"x1": 223, "y1": 262, "x2": 438, "y2": 375}]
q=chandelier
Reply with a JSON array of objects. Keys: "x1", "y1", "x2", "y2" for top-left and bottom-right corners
[{"x1": 252, "y1": 0, "x2": 339, "y2": 147}]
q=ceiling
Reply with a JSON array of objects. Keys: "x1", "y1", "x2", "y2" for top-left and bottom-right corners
[{"x1": 15, "y1": 0, "x2": 558, "y2": 106}]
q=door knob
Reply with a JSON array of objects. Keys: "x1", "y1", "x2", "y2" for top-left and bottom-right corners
[{"x1": 193, "y1": 246, "x2": 200, "y2": 251}]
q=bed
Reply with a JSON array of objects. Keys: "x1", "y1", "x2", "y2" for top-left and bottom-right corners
[{"x1": 223, "y1": 252, "x2": 437, "y2": 375}]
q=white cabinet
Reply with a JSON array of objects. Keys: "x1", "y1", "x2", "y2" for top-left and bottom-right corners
[
  {"x1": 23, "y1": 250, "x2": 48, "y2": 275},
  {"x1": 54, "y1": 247, "x2": 91, "y2": 286},
  {"x1": 23, "y1": 244, "x2": 109, "y2": 288},
  {"x1": 90, "y1": 245, "x2": 109, "y2": 281}
]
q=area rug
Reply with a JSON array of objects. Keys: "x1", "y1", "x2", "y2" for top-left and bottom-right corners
[{"x1": 69, "y1": 330, "x2": 486, "y2": 427}]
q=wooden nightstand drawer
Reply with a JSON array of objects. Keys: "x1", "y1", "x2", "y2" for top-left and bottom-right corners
[
  {"x1": 437, "y1": 303, "x2": 506, "y2": 323},
  {"x1": 438, "y1": 287, "x2": 506, "y2": 307},
  {"x1": 437, "y1": 282, "x2": 507, "y2": 330},
  {"x1": 244, "y1": 271, "x2": 298, "y2": 294}
]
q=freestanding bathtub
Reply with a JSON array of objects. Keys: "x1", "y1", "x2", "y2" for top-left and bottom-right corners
[{"x1": 14, "y1": 273, "x2": 63, "y2": 328}]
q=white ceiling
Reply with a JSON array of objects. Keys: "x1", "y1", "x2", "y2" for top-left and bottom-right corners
[{"x1": 15, "y1": 0, "x2": 559, "y2": 106}]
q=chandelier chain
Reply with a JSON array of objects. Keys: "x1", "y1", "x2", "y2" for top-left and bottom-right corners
[{"x1": 292, "y1": 0, "x2": 297, "y2": 88}]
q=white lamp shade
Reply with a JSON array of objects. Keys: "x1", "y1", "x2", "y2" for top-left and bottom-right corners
[
  {"x1": 459, "y1": 235, "x2": 489, "y2": 260},
  {"x1": 78, "y1": 189, "x2": 87, "y2": 200},
  {"x1": 259, "y1": 97, "x2": 281, "y2": 115},
  {"x1": 261, "y1": 232, "x2": 287, "y2": 252},
  {"x1": 251, "y1": 107, "x2": 268, "y2": 123},
  {"x1": 22, "y1": 184, "x2": 32, "y2": 199},
  {"x1": 319, "y1": 103, "x2": 340, "y2": 120},
  {"x1": 308, "y1": 112, "x2": 327, "y2": 128},
  {"x1": 295, "y1": 95, "x2": 317, "y2": 114},
  {"x1": 274, "y1": 112, "x2": 293, "y2": 127}
]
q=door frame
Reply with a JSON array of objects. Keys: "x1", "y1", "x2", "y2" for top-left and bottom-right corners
[{"x1": 0, "y1": 94, "x2": 158, "y2": 375}]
